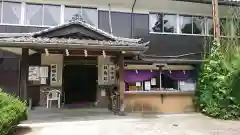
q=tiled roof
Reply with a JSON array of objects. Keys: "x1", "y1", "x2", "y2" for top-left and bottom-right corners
[
  {"x1": 0, "y1": 37, "x2": 149, "y2": 46},
  {"x1": 0, "y1": 21, "x2": 142, "y2": 43},
  {"x1": 0, "y1": 37, "x2": 149, "y2": 51},
  {"x1": 0, "y1": 21, "x2": 149, "y2": 52},
  {"x1": 32, "y1": 21, "x2": 141, "y2": 43},
  {"x1": 0, "y1": 33, "x2": 33, "y2": 38}
]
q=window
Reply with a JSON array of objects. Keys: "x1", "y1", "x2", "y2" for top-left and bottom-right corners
[
  {"x1": 220, "y1": 17, "x2": 233, "y2": 36},
  {"x1": 82, "y1": 8, "x2": 98, "y2": 27},
  {"x1": 232, "y1": 18, "x2": 240, "y2": 36},
  {"x1": 43, "y1": 5, "x2": 60, "y2": 26},
  {"x1": 179, "y1": 15, "x2": 205, "y2": 35},
  {"x1": 192, "y1": 16, "x2": 205, "y2": 34},
  {"x1": 64, "y1": 6, "x2": 98, "y2": 27},
  {"x1": 179, "y1": 78, "x2": 196, "y2": 91},
  {"x1": 25, "y1": 3, "x2": 60, "y2": 26},
  {"x1": 149, "y1": 13, "x2": 177, "y2": 33},
  {"x1": 64, "y1": 6, "x2": 82, "y2": 23},
  {"x1": 149, "y1": 13, "x2": 209, "y2": 35},
  {"x1": 2, "y1": 2, "x2": 21, "y2": 24},
  {"x1": 206, "y1": 17, "x2": 213, "y2": 35},
  {"x1": 220, "y1": 18, "x2": 227, "y2": 36},
  {"x1": 25, "y1": 4, "x2": 43, "y2": 25},
  {"x1": 179, "y1": 15, "x2": 193, "y2": 34},
  {"x1": 160, "y1": 70, "x2": 196, "y2": 91}
]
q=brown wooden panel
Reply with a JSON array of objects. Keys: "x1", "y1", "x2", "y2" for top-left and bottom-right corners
[{"x1": 124, "y1": 93, "x2": 195, "y2": 113}]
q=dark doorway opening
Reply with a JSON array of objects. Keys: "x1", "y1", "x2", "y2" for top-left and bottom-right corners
[{"x1": 63, "y1": 64, "x2": 97, "y2": 107}]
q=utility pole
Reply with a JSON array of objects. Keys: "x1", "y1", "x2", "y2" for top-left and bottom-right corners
[{"x1": 212, "y1": 0, "x2": 220, "y2": 44}]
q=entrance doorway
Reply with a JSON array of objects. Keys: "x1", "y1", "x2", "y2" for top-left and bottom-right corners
[{"x1": 63, "y1": 64, "x2": 97, "y2": 107}]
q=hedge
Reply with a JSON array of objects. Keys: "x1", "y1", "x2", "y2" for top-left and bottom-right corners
[{"x1": 0, "y1": 88, "x2": 28, "y2": 135}]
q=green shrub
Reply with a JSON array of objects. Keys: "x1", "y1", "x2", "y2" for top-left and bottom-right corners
[
  {"x1": 195, "y1": 38, "x2": 240, "y2": 119},
  {"x1": 195, "y1": 7, "x2": 240, "y2": 120},
  {"x1": 0, "y1": 88, "x2": 27, "y2": 135}
]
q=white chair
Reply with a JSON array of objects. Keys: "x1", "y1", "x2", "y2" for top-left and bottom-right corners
[{"x1": 46, "y1": 90, "x2": 61, "y2": 108}]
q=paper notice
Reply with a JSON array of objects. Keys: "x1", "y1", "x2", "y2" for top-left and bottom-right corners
[
  {"x1": 151, "y1": 78, "x2": 156, "y2": 85},
  {"x1": 180, "y1": 81, "x2": 185, "y2": 85},
  {"x1": 40, "y1": 78, "x2": 46, "y2": 84},
  {"x1": 144, "y1": 81, "x2": 151, "y2": 91},
  {"x1": 136, "y1": 82, "x2": 141, "y2": 86},
  {"x1": 101, "y1": 90, "x2": 106, "y2": 96}
]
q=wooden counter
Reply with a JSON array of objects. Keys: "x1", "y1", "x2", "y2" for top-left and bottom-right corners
[{"x1": 124, "y1": 91, "x2": 196, "y2": 113}]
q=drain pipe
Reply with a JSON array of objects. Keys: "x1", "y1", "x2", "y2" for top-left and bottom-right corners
[
  {"x1": 108, "y1": 4, "x2": 113, "y2": 34},
  {"x1": 131, "y1": 0, "x2": 137, "y2": 38}
]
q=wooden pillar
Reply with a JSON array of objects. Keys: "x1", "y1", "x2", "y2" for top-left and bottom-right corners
[
  {"x1": 20, "y1": 48, "x2": 29, "y2": 101},
  {"x1": 118, "y1": 54, "x2": 125, "y2": 115},
  {"x1": 212, "y1": 0, "x2": 220, "y2": 44}
]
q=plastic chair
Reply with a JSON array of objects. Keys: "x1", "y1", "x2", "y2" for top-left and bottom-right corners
[{"x1": 46, "y1": 90, "x2": 61, "y2": 108}]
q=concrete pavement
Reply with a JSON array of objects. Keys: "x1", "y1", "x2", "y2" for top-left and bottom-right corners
[{"x1": 13, "y1": 113, "x2": 240, "y2": 135}]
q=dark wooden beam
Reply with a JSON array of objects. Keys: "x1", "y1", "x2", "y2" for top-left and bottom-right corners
[
  {"x1": 36, "y1": 49, "x2": 119, "y2": 56},
  {"x1": 19, "y1": 48, "x2": 29, "y2": 101},
  {"x1": 117, "y1": 54, "x2": 125, "y2": 115},
  {"x1": 0, "y1": 42, "x2": 147, "y2": 52}
]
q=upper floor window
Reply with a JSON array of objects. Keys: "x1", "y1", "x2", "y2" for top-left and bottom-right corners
[
  {"x1": 150, "y1": 13, "x2": 206, "y2": 35},
  {"x1": 43, "y1": 5, "x2": 60, "y2": 26},
  {"x1": 206, "y1": 17, "x2": 213, "y2": 35},
  {"x1": 179, "y1": 15, "x2": 205, "y2": 35},
  {"x1": 233, "y1": 18, "x2": 240, "y2": 36},
  {"x1": 64, "y1": 6, "x2": 98, "y2": 27},
  {"x1": 2, "y1": 1, "x2": 21, "y2": 24},
  {"x1": 25, "y1": 3, "x2": 60, "y2": 26},
  {"x1": 149, "y1": 13, "x2": 177, "y2": 33},
  {"x1": 64, "y1": 6, "x2": 81, "y2": 23},
  {"x1": 220, "y1": 17, "x2": 235, "y2": 36}
]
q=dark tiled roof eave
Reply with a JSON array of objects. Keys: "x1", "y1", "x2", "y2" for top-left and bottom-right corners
[
  {"x1": 0, "y1": 33, "x2": 34, "y2": 38},
  {"x1": 139, "y1": 53, "x2": 205, "y2": 64},
  {"x1": 0, "y1": 37, "x2": 149, "y2": 51},
  {"x1": 140, "y1": 57, "x2": 205, "y2": 64}
]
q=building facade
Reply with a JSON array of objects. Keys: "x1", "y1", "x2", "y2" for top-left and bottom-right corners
[{"x1": 0, "y1": 0, "x2": 233, "y2": 113}]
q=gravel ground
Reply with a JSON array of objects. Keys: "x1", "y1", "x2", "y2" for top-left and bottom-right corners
[{"x1": 13, "y1": 113, "x2": 240, "y2": 135}]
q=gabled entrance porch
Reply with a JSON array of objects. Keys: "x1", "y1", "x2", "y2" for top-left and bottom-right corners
[{"x1": 0, "y1": 21, "x2": 149, "y2": 114}]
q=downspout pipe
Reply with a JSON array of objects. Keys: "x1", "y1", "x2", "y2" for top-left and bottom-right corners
[{"x1": 131, "y1": 0, "x2": 137, "y2": 38}]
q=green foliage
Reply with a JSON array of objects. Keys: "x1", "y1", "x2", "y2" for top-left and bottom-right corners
[
  {"x1": 195, "y1": 6, "x2": 240, "y2": 119},
  {"x1": 0, "y1": 88, "x2": 28, "y2": 135}
]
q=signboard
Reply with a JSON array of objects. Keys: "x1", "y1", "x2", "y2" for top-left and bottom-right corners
[
  {"x1": 28, "y1": 65, "x2": 50, "y2": 86},
  {"x1": 28, "y1": 66, "x2": 39, "y2": 81}
]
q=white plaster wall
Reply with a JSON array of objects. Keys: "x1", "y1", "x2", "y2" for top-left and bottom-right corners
[
  {"x1": 41, "y1": 54, "x2": 63, "y2": 86},
  {"x1": 22, "y1": 0, "x2": 232, "y2": 17}
]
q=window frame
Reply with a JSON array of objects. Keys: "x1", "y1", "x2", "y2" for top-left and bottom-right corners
[
  {"x1": 1, "y1": 1, "x2": 22, "y2": 25},
  {"x1": 64, "y1": 6, "x2": 98, "y2": 27},
  {"x1": 149, "y1": 12, "x2": 178, "y2": 34},
  {"x1": 42, "y1": 4, "x2": 61, "y2": 26},
  {"x1": 24, "y1": 3, "x2": 61, "y2": 26},
  {"x1": 149, "y1": 12, "x2": 210, "y2": 36}
]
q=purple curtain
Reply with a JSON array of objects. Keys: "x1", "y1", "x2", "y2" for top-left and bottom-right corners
[
  {"x1": 124, "y1": 70, "x2": 158, "y2": 83},
  {"x1": 163, "y1": 70, "x2": 191, "y2": 81}
]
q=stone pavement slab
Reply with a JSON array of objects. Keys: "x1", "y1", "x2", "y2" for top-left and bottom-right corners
[{"x1": 13, "y1": 113, "x2": 240, "y2": 135}]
